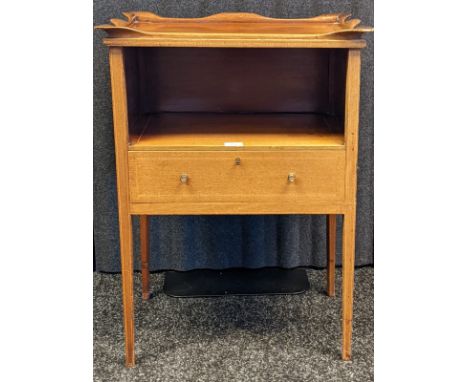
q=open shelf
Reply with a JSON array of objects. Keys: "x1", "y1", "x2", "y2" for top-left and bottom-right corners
[
  {"x1": 128, "y1": 113, "x2": 344, "y2": 151},
  {"x1": 123, "y1": 48, "x2": 348, "y2": 151}
]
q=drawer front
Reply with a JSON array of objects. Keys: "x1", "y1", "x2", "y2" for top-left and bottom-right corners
[{"x1": 128, "y1": 151, "x2": 345, "y2": 204}]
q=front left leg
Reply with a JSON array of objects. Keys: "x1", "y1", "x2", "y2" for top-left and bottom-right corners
[{"x1": 119, "y1": 214, "x2": 135, "y2": 367}]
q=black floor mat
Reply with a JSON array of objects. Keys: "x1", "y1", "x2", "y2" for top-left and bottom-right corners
[{"x1": 163, "y1": 267, "x2": 310, "y2": 297}]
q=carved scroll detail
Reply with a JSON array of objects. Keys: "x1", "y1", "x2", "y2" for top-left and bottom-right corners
[{"x1": 96, "y1": 12, "x2": 373, "y2": 39}]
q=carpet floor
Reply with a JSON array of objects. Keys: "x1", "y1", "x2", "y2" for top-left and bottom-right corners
[{"x1": 94, "y1": 268, "x2": 373, "y2": 381}]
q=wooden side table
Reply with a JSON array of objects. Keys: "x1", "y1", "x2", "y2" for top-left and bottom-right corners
[{"x1": 96, "y1": 12, "x2": 373, "y2": 367}]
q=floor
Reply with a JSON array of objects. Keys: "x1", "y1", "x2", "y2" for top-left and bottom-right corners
[{"x1": 94, "y1": 268, "x2": 373, "y2": 381}]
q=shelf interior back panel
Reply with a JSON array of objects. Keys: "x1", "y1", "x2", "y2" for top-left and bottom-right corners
[
  {"x1": 129, "y1": 113, "x2": 344, "y2": 150},
  {"x1": 124, "y1": 48, "x2": 347, "y2": 115}
]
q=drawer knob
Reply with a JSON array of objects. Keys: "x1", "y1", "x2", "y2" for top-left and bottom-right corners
[
  {"x1": 180, "y1": 174, "x2": 189, "y2": 184},
  {"x1": 235, "y1": 157, "x2": 241, "y2": 165},
  {"x1": 288, "y1": 172, "x2": 296, "y2": 183}
]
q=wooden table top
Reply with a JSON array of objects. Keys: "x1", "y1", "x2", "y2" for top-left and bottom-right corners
[{"x1": 96, "y1": 12, "x2": 373, "y2": 48}]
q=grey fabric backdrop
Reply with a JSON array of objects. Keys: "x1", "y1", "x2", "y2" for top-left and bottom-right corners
[{"x1": 93, "y1": 0, "x2": 373, "y2": 272}]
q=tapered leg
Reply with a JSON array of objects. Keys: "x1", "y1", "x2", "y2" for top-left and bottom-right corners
[
  {"x1": 118, "y1": 214, "x2": 135, "y2": 367},
  {"x1": 342, "y1": 210, "x2": 356, "y2": 360},
  {"x1": 109, "y1": 47, "x2": 135, "y2": 367},
  {"x1": 327, "y1": 214, "x2": 337, "y2": 297},
  {"x1": 140, "y1": 215, "x2": 151, "y2": 300}
]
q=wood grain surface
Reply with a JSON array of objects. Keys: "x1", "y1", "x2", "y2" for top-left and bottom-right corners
[
  {"x1": 126, "y1": 48, "x2": 333, "y2": 114},
  {"x1": 99, "y1": 11, "x2": 372, "y2": 366},
  {"x1": 140, "y1": 215, "x2": 150, "y2": 300},
  {"x1": 108, "y1": 47, "x2": 135, "y2": 367},
  {"x1": 128, "y1": 151, "x2": 346, "y2": 207},
  {"x1": 342, "y1": 49, "x2": 361, "y2": 361},
  {"x1": 96, "y1": 12, "x2": 372, "y2": 48},
  {"x1": 327, "y1": 214, "x2": 337, "y2": 297},
  {"x1": 128, "y1": 113, "x2": 344, "y2": 150}
]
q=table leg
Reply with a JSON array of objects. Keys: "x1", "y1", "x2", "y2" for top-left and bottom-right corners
[
  {"x1": 117, "y1": 213, "x2": 135, "y2": 367},
  {"x1": 109, "y1": 47, "x2": 136, "y2": 367},
  {"x1": 327, "y1": 214, "x2": 337, "y2": 296},
  {"x1": 342, "y1": 209, "x2": 356, "y2": 360},
  {"x1": 140, "y1": 215, "x2": 151, "y2": 300}
]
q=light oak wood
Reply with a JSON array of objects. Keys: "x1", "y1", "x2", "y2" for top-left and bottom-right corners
[
  {"x1": 96, "y1": 12, "x2": 372, "y2": 48},
  {"x1": 129, "y1": 113, "x2": 344, "y2": 151},
  {"x1": 327, "y1": 214, "x2": 337, "y2": 297},
  {"x1": 130, "y1": 202, "x2": 349, "y2": 216},
  {"x1": 108, "y1": 47, "x2": 135, "y2": 368},
  {"x1": 342, "y1": 49, "x2": 361, "y2": 361},
  {"x1": 98, "y1": 11, "x2": 372, "y2": 367},
  {"x1": 342, "y1": 209, "x2": 357, "y2": 360},
  {"x1": 128, "y1": 151, "x2": 346, "y2": 206},
  {"x1": 140, "y1": 215, "x2": 150, "y2": 300},
  {"x1": 103, "y1": 38, "x2": 367, "y2": 49}
]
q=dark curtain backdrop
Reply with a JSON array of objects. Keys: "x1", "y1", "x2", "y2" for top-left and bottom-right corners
[{"x1": 93, "y1": 0, "x2": 373, "y2": 272}]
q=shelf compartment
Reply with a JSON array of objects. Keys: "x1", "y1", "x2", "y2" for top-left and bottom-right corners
[{"x1": 129, "y1": 113, "x2": 344, "y2": 151}]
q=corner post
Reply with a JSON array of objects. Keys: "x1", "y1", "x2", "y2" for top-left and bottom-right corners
[
  {"x1": 342, "y1": 48, "x2": 361, "y2": 361},
  {"x1": 109, "y1": 46, "x2": 135, "y2": 367}
]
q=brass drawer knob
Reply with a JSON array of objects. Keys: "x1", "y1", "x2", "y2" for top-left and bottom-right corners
[
  {"x1": 180, "y1": 174, "x2": 189, "y2": 184},
  {"x1": 235, "y1": 157, "x2": 241, "y2": 165},
  {"x1": 288, "y1": 172, "x2": 296, "y2": 183}
]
